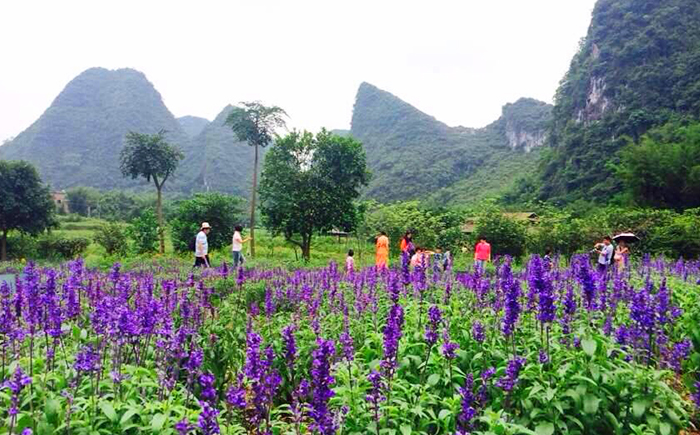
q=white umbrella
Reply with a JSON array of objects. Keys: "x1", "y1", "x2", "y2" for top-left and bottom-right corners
[{"x1": 613, "y1": 232, "x2": 640, "y2": 243}]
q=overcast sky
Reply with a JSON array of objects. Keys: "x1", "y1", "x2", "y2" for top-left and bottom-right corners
[{"x1": 0, "y1": 0, "x2": 597, "y2": 142}]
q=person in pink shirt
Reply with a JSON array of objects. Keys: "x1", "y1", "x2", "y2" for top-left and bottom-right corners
[
  {"x1": 346, "y1": 249, "x2": 355, "y2": 274},
  {"x1": 474, "y1": 236, "x2": 491, "y2": 272}
]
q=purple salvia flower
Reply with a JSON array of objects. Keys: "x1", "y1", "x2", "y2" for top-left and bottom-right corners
[
  {"x1": 539, "y1": 349, "x2": 549, "y2": 364},
  {"x1": 424, "y1": 305, "x2": 442, "y2": 346},
  {"x1": 309, "y1": 338, "x2": 337, "y2": 435},
  {"x1": 197, "y1": 400, "x2": 220, "y2": 435},
  {"x1": 692, "y1": 381, "x2": 700, "y2": 410},
  {"x1": 478, "y1": 367, "x2": 495, "y2": 405},
  {"x1": 74, "y1": 345, "x2": 99, "y2": 373},
  {"x1": 441, "y1": 328, "x2": 459, "y2": 360},
  {"x1": 281, "y1": 324, "x2": 298, "y2": 370},
  {"x1": 365, "y1": 370, "x2": 385, "y2": 428},
  {"x1": 199, "y1": 372, "x2": 217, "y2": 403},
  {"x1": 226, "y1": 374, "x2": 246, "y2": 409},
  {"x1": 457, "y1": 374, "x2": 476, "y2": 431},
  {"x1": 175, "y1": 419, "x2": 193, "y2": 435},
  {"x1": 2, "y1": 367, "x2": 31, "y2": 417},
  {"x1": 501, "y1": 262, "x2": 521, "y2": 337},
  {"x1": 668, "y1": 339, "x2": 693, "y2": 374},
  {"x1": 380, "y1": 303, "x2": 404, "y2": 380},
  {"x1": 575, "y1": 256, "x2": 597, "y2": 311},
  {"x1": 496, "y1": 356, "x2": 526, "y2": 393},
  {"x1": 472, "y1": 321, "x2": 485, "y2": 343}
]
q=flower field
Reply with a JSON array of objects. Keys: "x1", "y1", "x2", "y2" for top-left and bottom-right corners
[{"x1": 1, "y1": 255, "x2": 700, "y2": 435}]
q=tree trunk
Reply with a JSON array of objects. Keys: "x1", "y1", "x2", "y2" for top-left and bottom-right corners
[
  {"x1": 156, "y1": 185, "x2": 165, "y2": 254},
  {"x1": 1, "y1": 229, "x2": 7, "y2": 262},
  {"x1": 302, "y1": 233, "x2": 311, "y2": 262},
  {"x1": 249, "y1": 143, "x2": 259, "y2": 258}
]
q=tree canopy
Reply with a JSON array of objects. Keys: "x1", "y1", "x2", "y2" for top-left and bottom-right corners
[
  {"x1": 0, "y1": 160, "x2": 56, "y2": 260},
  {"x1": 120, "y1": 130, "x2": 184, "y2": 253},
  {"x1": 170, "y1": 193, "x2": 246, "y2": 253},
  {"x1": 259, "y1": 129, "x2": 369, "y2": 260},
  {"x1": 618, "y1": 121, "x2": 700, "y2": 210}
]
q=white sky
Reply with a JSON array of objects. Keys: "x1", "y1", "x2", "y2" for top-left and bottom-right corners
[{"x1": 0, "y1": 0, "x2": 597, "y2": 142}]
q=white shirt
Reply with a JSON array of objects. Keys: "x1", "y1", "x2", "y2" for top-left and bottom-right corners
[
  {"x1": 232, "y1": 231, "x2": 243, "y2": 252},
  {"x1": 196, "y1": 231, "x2": 208, "y2": 257},
  {"x1": 598, "y1": 244, "x2": 613, "y2": 265}
]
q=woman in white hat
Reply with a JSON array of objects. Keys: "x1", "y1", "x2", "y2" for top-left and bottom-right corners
[{"x1": 194, "y1": 222, "x2": 212, "y2": 267}]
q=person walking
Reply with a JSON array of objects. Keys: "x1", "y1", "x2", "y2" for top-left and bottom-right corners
[
  {"x1": 474, "y1": 236, "x2": 491, "y2": 273},
  {"x1": 594, "y1": 236, "x2": 614, "y2": 275},
  {"x1": 376, "y1": 231, "x2": 389, "y2": 270},
  {"x1": 232, "y1": 225, "x2": 250, "y2": 269},
  {"x1": 194, "y1": 222, "x2": 212, "y2": 268}
]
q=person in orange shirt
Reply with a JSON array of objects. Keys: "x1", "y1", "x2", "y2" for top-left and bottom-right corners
[
  {"x1": 474, "y1": 236, "x2": 491, "y2": 272},
  {"x1": 399, "y1": 230, "x2": 415, "y2": 256},
  {"x1": 376, "y1": 231, "x2": 390, "y2": 269}
]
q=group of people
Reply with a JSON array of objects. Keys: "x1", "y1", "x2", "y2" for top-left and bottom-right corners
[
  {"x1": 372, "y1": 230, "x2": 452, "y2": 272},
  {"x1": 593, "y1": 236, "x2": 630, "y2": 273},
  {"x1": 193, "y1": 222, "x2": 250, "y2": 268}
]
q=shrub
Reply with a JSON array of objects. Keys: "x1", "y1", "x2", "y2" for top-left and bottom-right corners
[
  {"x1": 473, "y1": 211, "x2": 527, "y2": 258},
  {"x1": 170, "y1": 193, "x2": 245, "y2": 253},
  {"x1": 126, "y1": 209, "x2": 159, "y2": 254},
  {"x1": 37, "y1": 235, "x2": 89, "y2": 259},
  {"x1": 94, "y1": 222, "x2": 128, "y2": 256}
]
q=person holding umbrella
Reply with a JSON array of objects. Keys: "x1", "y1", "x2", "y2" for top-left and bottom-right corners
[{"x1": 613, "y1": 232, "x2": 639, "y2": 271}]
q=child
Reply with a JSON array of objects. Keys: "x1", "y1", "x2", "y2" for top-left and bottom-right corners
[
  {"x1": 346, "y1": 249, "x2": 355, "y2": 273},
  {"x1": 544, "y1": 249, "x2": 553, "y2": 271}
]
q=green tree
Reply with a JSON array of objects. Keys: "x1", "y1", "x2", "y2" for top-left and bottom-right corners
[
  {"x1": 120, "y1": 130, "x2": 184, "y2": 254},
  {"x1": 170, "y1": 193, "x2": 245, "y2": 253},
  {"x1": 259, "y1": 130, "x2": 369, "y2": 260},
  {"x1": 618, "y1": 121, "x2": 700, "y2": 210},
  {"x1": 225, "y1": 101, "x2": 287, "y2": 258},
  {"x1": 66, "y1": 186, "x2": 100, "y2": 217},
  {"x1": 0, "y1": 160, "x2": 57, "y2": 261},
  {"x1": 473, "y1": 210, "x2": 528, "y2": 259}
]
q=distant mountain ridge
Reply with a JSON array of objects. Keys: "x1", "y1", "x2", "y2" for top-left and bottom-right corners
[
  {"x1": 350, "y1": 82, "x2": 551, "y2": 203},
  {"x1": 0, "y1": 67, "x2": 195, "y2": 191},
  {"x1": 535, "y1": 0, "x2": 700, "y2": 203},
  {"x1": 178, "y1": 116, "x2": 210, "y2": 138},
  {"x1": 0, "y1": 67, "x2": 551, "y2": 205}
]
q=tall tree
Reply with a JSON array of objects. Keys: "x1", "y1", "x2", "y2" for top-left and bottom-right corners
[
  {"x1": 0, "y1": 161, "x2": 56, "y2": 261},
  {"x1": 259, "y1": 129, "x2": 369, "y2": 260},
  {"x1": 120, "y1": 130, "x2": 183, "y2": 254},
  {"x1": 66, "y1": 186, "x2": 100, "y2": 217},
  {"x1": 225, "y1": 102, "x2": 287, "y2": 257}
]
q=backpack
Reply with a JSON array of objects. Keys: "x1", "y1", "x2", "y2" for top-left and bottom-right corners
[{"x1": 188, "y1": 235, "x2": 197, "y2": 252}]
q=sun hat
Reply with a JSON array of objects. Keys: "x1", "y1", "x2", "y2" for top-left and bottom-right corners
[{"x1": 201, "y1": 222, "x2": 212, "y2": 229}]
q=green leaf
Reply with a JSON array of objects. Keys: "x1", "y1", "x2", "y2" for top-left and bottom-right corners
[
  {"x1": 120, "y1": 409, "x2": 138, "y2": 426},
  {"x1": 438, "y1": 409, "x2": 452, "y2": 420},
  {"x1": 583, "y1": 394, "x2": 601, "y2": 415},
  {"x1": 535, "y1": 422, "x2": 555, "y2": 435},
  {"x1": 581, "y1": 338, "x2": 597, "y2": 356},
  {"x1": 151, "y1": 413, "x2": 166, "y2": 433},
  {"x1": 100, "y1": 401, "x2": 118, "y2": 423},
  {"x1": 659, "y1": 422, "x2": 671, "y2": 435},
  {"x1": 632, "y1": 400, "x2": 647, "y2": 418},
  {"x1": 427, "y1": 373, "x2": 440, "y2": 386},
  {"x1": 400, "y1": 424, "x2": 412, "y2": 435},
  {"x1": 45, "y1": 398, "x2": 60, "y2": 422}
]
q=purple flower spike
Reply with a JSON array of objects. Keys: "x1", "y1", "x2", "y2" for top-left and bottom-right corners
[{"x1": 309, "y1": 338, "x2": 337, "y2": 435}]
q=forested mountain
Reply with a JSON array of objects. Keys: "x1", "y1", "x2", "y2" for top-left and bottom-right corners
[
  {"x1": 350, "y1": 83, "x2": 551, "y2": 203},
  {"x1": 181, "y1": 105, "x2": 261, "y2": 197},
  {"x1": 0, "y1": 68, "x2": 195, "y2": 191},
  {"x1": 535, "y1": 0, "x2": 700, "y2": 203},
  {"x1": 177, "y1": 116, "x2": 210, "y2": 138}
]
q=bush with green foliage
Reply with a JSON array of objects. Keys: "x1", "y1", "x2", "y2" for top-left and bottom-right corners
[
  {"x1": 94, "y1": 222, "x2": 128, "y2": 256},
  {"x1": 170, "y1": 193, "x2": 245, "y2": 253},
  {"x1": 126, "y1": 209, "x2": 159, "y2": 254},
  {"x1": 618, "y1": 121, "x2": 700, "y2": 210},
  {"x1": 473, "y1": 211, "x2": 528, "y2": 258},
  {"x1": 37, "y1": 235, "x2": 90, "y2": 260}
]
